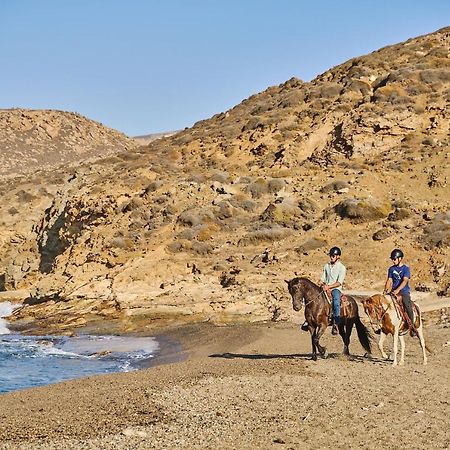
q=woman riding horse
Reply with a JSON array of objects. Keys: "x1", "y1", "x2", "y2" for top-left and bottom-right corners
[{"x1": 286, "y1": 277, "x2": 371, "y2": 360}]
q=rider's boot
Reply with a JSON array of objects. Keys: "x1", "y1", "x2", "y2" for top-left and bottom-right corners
[
  {"x1": 301, "y1": 321, "x2": 309, "y2": 332},
  {"x1": 331, "y1": 318, "x2": 339, "y2": 335},
  {"x1": 404, "y1": 301, "x2": 418, "y2": 336}
]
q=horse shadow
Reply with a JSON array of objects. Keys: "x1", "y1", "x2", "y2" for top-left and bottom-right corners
[{"x1": 209, "y1": 352, "x2": 371, "y2": 362}]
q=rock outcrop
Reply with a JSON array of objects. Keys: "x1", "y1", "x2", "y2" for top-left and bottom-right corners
[{"x1": 2, "y1": 27, "x2": 450, "y2": 333}]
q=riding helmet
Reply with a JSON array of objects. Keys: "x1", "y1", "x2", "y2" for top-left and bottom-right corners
[
  {"x1": 329, "y1": 246, "x2": 341, "y2": 256},
  {"x1": 390, "y1": 248, "x2": 404, "y2": 260}
]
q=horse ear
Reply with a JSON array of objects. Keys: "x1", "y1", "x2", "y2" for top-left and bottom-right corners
[{"x1": 284, "y1": 279, "x2": 290, "y2": 284}]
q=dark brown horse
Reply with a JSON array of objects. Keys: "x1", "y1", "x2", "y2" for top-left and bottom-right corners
[{"x1": 286, "y1": 277, "x2": 371, "y2": 360}]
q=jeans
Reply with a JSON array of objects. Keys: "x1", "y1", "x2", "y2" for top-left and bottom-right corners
[
  {"x1": 401, "y1": 292, "x2": 414, "y2": 324},
  {"x1": 331, "y1": 289, "x2": 341, "y2": 324}
]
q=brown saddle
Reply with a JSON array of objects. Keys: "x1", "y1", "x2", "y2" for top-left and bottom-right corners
[
  {"x1": 322, "y1": 290, "x2": 350, "y2": 318},
  {"x1": 390, "y1": 294, "x2": 420, "y2": 331}
]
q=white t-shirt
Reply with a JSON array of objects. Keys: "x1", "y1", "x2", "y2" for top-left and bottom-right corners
[{"x1": 321, "y1": 260, "x2": 346, "y2": 292}]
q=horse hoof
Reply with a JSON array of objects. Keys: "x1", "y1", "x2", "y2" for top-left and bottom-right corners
[{"x1": 312, "y1": 355, "x2": 317, "y2": 361}]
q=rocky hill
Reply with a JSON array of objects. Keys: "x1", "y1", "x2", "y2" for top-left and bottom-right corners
[
  {"x1": 0, "y1": 109, "x2": 137, "y2": 177},
  {"x1": 3, "y1": 27, "x2": 450, "y2": 333}
]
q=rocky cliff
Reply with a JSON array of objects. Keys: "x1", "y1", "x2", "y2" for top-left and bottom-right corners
[{"x1": 3, "y1": 27, "x2": 450, "y2": 333}]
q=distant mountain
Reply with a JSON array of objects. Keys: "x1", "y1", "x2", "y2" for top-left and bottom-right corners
[
  {"x1": 133, "y1": 131, "x2": 180, "y2": 145},
  {"x1": 0, "y1": 109, "x2": 137, "y2": 177},
  {"x1": 3, "y1": 27, "x2": 449, "y2": 333}
]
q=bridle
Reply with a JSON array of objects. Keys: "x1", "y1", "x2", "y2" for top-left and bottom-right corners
[
  {"x1": 366, "y1": 298, "x2": 389, "y2": 331},
  {"x1": 294, "y1": 284, "x2": 329, "y2": 309}
]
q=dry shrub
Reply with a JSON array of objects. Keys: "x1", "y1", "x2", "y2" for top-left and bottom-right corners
[
  {"x1": 335, "y1": 198, "x2": 392, "y2": 222},
  {"x1": 229, "y1": 195, "x2": 257, "y2": 212},
  {"x1": 108, "y1": 236, "x2": 134, "y2": 249},
  {"x1": 16, "y1": 190, "x2": 36, "y2": 203},
  {"x1": 319, "y1": 83, "x2": 342, "y2": 98},
  {"x1": 167, "y1": 240, "x2": 191, "y2": 253},
  {"x1": 245, "y1": 178, "x2": 269, "y2": 199},
  {"x1": 346, "y1": 78, "x2": 371, "y2": 93},
  {"x1": 278, "y1": 91, "x2": 305, "y2": 108},
  {"x1": 166, "y1": 239, "x2": 212, "y2": 254},
  {"x1": 191, "y1": 241, "x2": 213, "y2": 254},
  {"x1": 118, "y1": 152, "x2": 140, "y2": 161},
  {"x1": 8, "y1": 207, "x2": 19, "y2": 215},
  {"x1": 320, "y1": 180, "x2": 350, "y2": 193},
  {"x1": 144, "y1": 180, "x2": 165, "y2": 194},
  {"x1": 186, "y1": 174, "x2": 207, "y2": 184},
  {"x1": 241, "y1": 117, "x2": 266, "y2": 132},
  {"x1": 214, "y1": 201, "x2": 234, "y2": 220},
  {"x1": 238, "y1": 226, "x2": 291, "y2": 246},
  {"x1": 268, "y1": 178, "x2": 287, "y2": 193},
  {"x1": 419, "y1": 69, "x2": 450, "y2": 85},
  {"x1": 197, "y1": 224, "x2": 220, "y2": 241},
  {"x1": 422, "y1": 211, "x2": 450, "y2": 249},
  {"x1": 122, "y1": 197, "x2": 144, "y2": 213},
  {"x1": 295, "y1": 237, "x2": 327, "y2": 254},
  {"x1": 388, "y1": 208, "x2": 412, "y2": 221},
  {"x1": 259, "y1": 201, "x2": 299, "y2": 226},
  {"x1": 372, "y1": 85, "x2": 413, "y2": 105},
  {"x1": 298, "y1": 198, "x2": 318, "y2": 218},
  {"x1": 210, "y1": 171, "x2": 229, "y2": 183},
  {"x1": 178, "y1": 208, "x2": 215, "y2": 227}
]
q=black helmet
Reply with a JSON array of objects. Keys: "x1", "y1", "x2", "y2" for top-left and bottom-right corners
[
  {"x1": 390, "y1": 249, "x2": 404, "y2": 260},
  {"x1": 329, "y1": 246, "x2": 341, "y2": 256}
]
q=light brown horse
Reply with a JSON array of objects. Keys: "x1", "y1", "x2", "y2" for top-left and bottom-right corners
[
  {"x1": 286, "y1": 277, "x2": 371, "y2": 360},
  {"x1": 361, "y1": 294, "x2": 428, "y2": 365}
]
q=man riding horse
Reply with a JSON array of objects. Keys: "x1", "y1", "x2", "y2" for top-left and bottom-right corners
[
  {"x1": 301, "y1": 246, "x2": 346, "y2": 335},
  {"x1": 384, "y1": 248, "x2": 417, "y2": 335}
]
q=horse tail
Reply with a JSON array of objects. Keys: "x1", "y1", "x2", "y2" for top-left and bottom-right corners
[{"x1": 355, "y1": 315, "x2": 372, "y2": 355}]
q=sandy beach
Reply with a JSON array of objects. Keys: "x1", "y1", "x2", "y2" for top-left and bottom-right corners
[{"x1": 1, "y1": 311, "x2": 450, "y2": 450}]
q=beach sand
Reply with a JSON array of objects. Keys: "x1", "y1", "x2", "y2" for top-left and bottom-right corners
[{"x1": 0, "y1": 318, "x2": 449, "y2": 449}]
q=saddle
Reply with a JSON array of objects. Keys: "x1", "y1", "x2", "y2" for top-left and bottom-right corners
[
  {"x1": 322, "y1": 290, "x2": 350, "y2": 318},
  {"x1": 390, "y1": 294, "x2": 419, "y2": 333}
]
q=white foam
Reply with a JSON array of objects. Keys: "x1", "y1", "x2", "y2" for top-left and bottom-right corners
[
  {"x1": 0, "y1": 301, "x2": 20, "y2": 335},
  {"x1": 58, "y1": 335, "x2": 159, "y2": 357}
]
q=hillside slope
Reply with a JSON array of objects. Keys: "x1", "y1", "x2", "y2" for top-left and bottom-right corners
[
  {"x1": 0, "y1": 109, "x2": 137, "y2": 177},
  {"x1": 3, "y1": 27, "x2": 450, "y2": 333}
]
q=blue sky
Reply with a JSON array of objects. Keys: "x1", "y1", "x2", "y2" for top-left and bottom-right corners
[{"x1": 1, "y1": 1, "x2": 449, "y2": 136}]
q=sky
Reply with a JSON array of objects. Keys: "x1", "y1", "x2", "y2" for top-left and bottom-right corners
[{"x1": 1, "y1": 1, "x2": 449, "y2": 137}]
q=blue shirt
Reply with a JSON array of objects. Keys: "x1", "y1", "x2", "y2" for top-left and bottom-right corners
[{"x1": 388, "y1": 264, "x2": 411, "y2": 294}]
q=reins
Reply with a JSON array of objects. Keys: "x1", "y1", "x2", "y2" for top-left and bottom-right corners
[
  {"x1": 302, "y1": 287, "x2": 329, "y2": 308},
  {"x1": 367, "y1": 299, "x2": 389, "y2": 331}
]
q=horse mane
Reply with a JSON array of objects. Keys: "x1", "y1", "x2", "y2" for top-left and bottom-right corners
[{"x1": 291, "y1": 277, "x2": 320, "y2": 290}]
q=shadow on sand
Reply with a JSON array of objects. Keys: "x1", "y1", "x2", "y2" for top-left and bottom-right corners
[{"x1": 209, "y1": 352, "x2": 373, "y2": 362}]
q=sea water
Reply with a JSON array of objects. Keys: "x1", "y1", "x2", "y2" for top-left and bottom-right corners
[{"x1": 0, "y1": 302, "x2": 160, "y2": 394}]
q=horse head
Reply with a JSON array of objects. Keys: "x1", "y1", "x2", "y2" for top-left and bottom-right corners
[
  {"x1": 285, "y1": 277, "x2": 305, "y2": 311},
  {"x1": 361, "y1": 295, "x2": 385, "y2": 333}
]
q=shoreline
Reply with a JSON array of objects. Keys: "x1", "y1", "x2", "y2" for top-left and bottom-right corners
[
  {"x1": 0, "y1": 302, "x2": 449, "y2": 449},
  {"x1": 0, "y1": 316, "x2": 450, "y2": 449}
]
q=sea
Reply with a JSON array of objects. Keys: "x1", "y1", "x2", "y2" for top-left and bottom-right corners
[{"x1": 0, "y1": 301, "x2": 162, "y2": 394}]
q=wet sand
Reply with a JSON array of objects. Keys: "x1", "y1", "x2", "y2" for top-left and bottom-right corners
[{"x1": 0, "y1": 318, "x2": 450, "y2": 449}]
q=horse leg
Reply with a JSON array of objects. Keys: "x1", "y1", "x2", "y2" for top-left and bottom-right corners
[
  {"x1": 310, "y1": 327, "x2": 317, "y2": 361},
  {"x1": 417, "y1": 324, "x2": 428, "y2": 365},
  {"x1": 399, "y1": 335, "x2": 405, "y2": 365},
  {"x1": 392, "y1": 327, "x2": 399, "y2": 366},
  {"x1": 314, "y1": 322, "x2": 328, "y2": 358},
  {"x1": 378, "y1": 333, "x2": 389, "y2": 360}
]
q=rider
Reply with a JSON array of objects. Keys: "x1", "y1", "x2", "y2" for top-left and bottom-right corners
[
  {"x1": 320, "y1": 246, "x2": 346, "y2": 335},
  {"x1": 384, "y1": 248, "x2": 416, "y2": 334}
]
